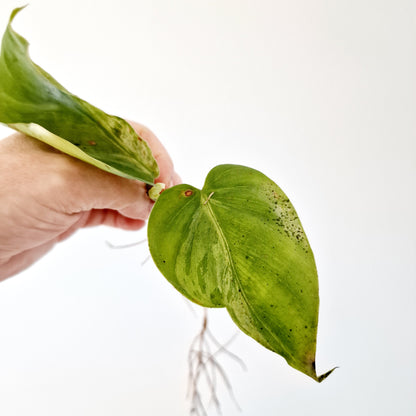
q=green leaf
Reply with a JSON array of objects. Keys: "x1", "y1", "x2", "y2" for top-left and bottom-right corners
[
  {"x1": 148, "y1": 164, "x2": 334, "y2": 382},
  {"x1": 0, "y1": 6, "x2": 159, "y2": 184}
]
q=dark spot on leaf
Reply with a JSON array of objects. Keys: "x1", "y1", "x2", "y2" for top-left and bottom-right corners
[
  {"x1": 88, "y1": 140, "x2": 96, "y2": 146},
  {"x1": 184, "y1": 190, "x2": 193, "y2": 197},
  {"x1": 210, "y1": 287, "x2": 222, "y2": 303}
]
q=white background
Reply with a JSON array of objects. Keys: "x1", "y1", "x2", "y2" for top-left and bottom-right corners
[{"x1": 0, "y1": 0, "x2": 415, "y2": 415}]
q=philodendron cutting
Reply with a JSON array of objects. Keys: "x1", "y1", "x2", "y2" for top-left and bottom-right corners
[{"x1": 0, "y1": 7, "x2": 334, "y2": 382}]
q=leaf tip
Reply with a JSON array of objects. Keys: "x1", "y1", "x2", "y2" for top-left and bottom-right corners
[
  {"x1": 300, "y1": 356, "x2": 337, "y2": 382},
  {"x1": 9, "y1": 5, "x2": 29, "y2": 25},
  {"x1": 315, "y1": 366, "x2": 338, "y2": 383}
]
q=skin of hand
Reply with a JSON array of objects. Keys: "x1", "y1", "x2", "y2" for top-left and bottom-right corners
[{"x1": 0, "y1": 121, "x2": 180, "y2": 281}]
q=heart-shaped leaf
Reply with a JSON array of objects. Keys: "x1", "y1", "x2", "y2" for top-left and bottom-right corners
[
  {"x1": 148, "y1": 164, "x2": 333, "y2": 381},
  {"x1": 0, "y1": 7, "x2": 159, "y2": 184}
]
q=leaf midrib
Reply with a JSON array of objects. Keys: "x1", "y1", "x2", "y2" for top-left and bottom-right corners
[{"x1": 203, "y1": 194, "x2": 296, "y2": 364}]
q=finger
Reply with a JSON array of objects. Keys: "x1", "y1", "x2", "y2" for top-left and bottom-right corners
[
  {"x1": 171, "y1": 171, "x2": 182, "y2": 186},
  {"x1": 57, "y1": 155, "x2": 154, "y2": 220},
  {"x1": 3, "y1": 133, "x2": 154, "y2": 221},
  {"x1": 80, "y1": 209, "x2": 146, "y2": 230}
]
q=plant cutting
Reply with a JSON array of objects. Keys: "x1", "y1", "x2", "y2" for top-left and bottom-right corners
[{"x1": 0, "y1": 5, "x2": 334, "y2": 387}]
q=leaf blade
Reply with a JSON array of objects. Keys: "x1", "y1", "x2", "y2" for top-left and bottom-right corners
[
  {"x1": 0, "y1": 7, "x2": 159, "y2": 184},
  {"x1": 148, "y1": 164, "x2": 331, "y2": 381}
]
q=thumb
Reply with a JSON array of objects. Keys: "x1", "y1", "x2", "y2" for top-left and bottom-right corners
[{"x1": 59, "y1": 155, "x2": 154, "y2": 221}]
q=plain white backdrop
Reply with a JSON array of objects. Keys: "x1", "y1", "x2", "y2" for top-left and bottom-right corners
[{"x1": 0, "y1": 0, "x2": 415, "y2": 415}]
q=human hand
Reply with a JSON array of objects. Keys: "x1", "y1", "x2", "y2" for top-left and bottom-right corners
[{"x1": 0, "y1": 121, "x2": 180, "y2": 281}]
